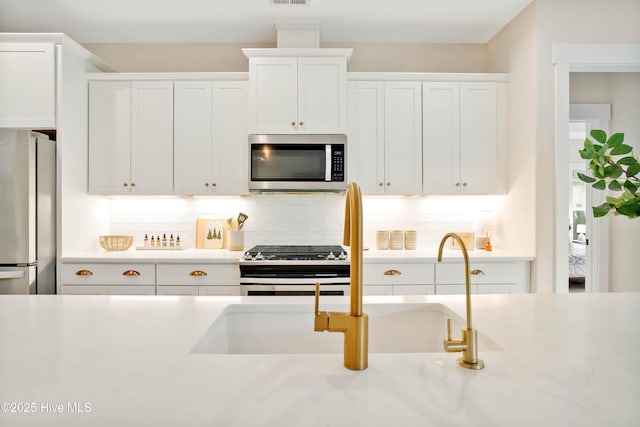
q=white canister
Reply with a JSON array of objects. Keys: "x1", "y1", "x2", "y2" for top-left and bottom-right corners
[
  {"x1": 390, "y1": 230, "x2": 404, "y2": 250},
  {"x1": 404, "y1": 230, "x2": 417, "y2": 250},
  {"x1": 376, "y1": 230, "x2": 390, "y2": 250},
  {"x1": 228, "y1": 230, "x2": 245, "y2": 251}
]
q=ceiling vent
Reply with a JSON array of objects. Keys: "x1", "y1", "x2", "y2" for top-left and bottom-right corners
[{"x1": 272, "y1": 0, "x2": 308, "y2": 5}]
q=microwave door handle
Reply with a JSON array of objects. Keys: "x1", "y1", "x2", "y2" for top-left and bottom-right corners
[{"x1": 325, "y1": 145, "x2": 331, "y2": 181}]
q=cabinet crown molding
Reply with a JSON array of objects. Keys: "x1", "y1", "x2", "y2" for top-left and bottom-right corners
[{"x1": 242, "y1": 48, "x2": 353, "y2": 62}]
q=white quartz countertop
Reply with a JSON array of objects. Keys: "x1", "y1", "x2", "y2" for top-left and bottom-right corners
[
  {"x1": 0, "y1": 293, "x2": 637, "y2": 426},
  {"x1": 61, "y1": 248, "x2": 533, "y2": 264}
]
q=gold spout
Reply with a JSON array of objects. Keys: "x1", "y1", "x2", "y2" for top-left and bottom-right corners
[
  {"x1": 314, "y1": 182, "x2": 368, "y2": 370},
  {"x1": 437, "y1": 233, "x2": 484, "y2": 370}
]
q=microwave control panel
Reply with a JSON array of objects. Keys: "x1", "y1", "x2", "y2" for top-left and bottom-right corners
[{"x1": 331, "y1": 145, "x2": 345, "y2": 182}]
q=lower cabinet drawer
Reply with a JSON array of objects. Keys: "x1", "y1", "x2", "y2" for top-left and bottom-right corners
[
  {"x1": 436, "y1": 262, "x2": 525, "y2": 284},
  {"x1": 198, "y1": 286, "x2": 241, "y2": 296},
  {"x1": 363, "y1": 285, "x2": 393, "y2": 296},
  {"x1": 61, "y1": 285, "x2": 155, "y2": 295},
  {"x1": 61, "y1": 263, "x2": 156, "y2": 285},
  {"x1": 364, "y1": 263, "x2": 434, "y2": 285},
  {"x1": 157, "y1": 286, "x2": 198, "y2": 296},
  {"x1": 393, "y1": 284, "x2": 435, "y2": 295},
  {"x1": 156, "y1": 264, "x2": 239, "y2": 286}
]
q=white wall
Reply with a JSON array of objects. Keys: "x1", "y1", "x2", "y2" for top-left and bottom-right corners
[
  {"x1": 486, "y1": 2, "x2": 539, "y2": 280},
  {"x1": 82, "y1": 42, "x2": 488, "y2": 73}
]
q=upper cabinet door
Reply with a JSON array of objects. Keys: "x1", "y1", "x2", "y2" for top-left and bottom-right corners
[
  {"x1": 89, "y1": 81, "x2": 132, "y2": 194},
  {"x1": 384, "y1": 82, "x2": 422, "y2": 195},
  {"x1": 0, "y1": 43, "x2": 56, "y2": 128},
  {"x1": 422, "y1": 82, "x2": 460, "y2": 194},
  {"x1": 249, "y1": 57, "x2": 298, "y2": 134},
  {"x1": 174, "y1": 81, "x2": 214, "y2": 194},
  {"x1": 130, "y1": 81, "x2": 174, "y2": 194},
  {"x1": 211, "y1": 81, "x2": 249, "y2": 194},
  {"x1": 459, "y1": 82, "x2": 497, "y2": 194},
  {"x1": 297, "y1": 57, "x2": 347, "y2": 134},
  {"x1": 347, "y1": 81, "x2": 385, "y2": 194},
  {"x1": 248, "y1": 56, "x2": 347, "y2": 134}
]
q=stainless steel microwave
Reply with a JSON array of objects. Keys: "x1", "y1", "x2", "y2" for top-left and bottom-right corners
[{"x1": 248, "y1": 134, "x2": 346, "y2": 192}]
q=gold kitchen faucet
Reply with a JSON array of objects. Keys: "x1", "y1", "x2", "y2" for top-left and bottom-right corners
[
  {"x1": 438, "y1": 233, "x2": 485, "y2": 370},
  {"x1": 314, "y1": 182, "x2": 368, "y2": 370}
]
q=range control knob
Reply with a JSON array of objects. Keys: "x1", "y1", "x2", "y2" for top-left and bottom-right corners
[
  {"x1": 243, "y1": 251, "x2": 252, "y2": 261},
  {"x1": 338, "y1": 252, "x2": 348, "y2": 261},
  {"x1": 254, "y1": 252, "x2": 265, "y2": 261},
  {"x1": 326, "y1": 251, "x2": 336, "y2": 260}
]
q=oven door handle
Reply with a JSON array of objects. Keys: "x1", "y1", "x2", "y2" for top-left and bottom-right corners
[
  {"x1": 243, "y1": 284, "x2": 351, "y2": 292},
  {"x1": 240, "y1": 277, "x2": 349, "y2": 285}
]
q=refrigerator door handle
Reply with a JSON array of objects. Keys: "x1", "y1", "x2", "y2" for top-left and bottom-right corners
[{"x1": 0, "y1": 271, "x2": 25, "y2": 280}]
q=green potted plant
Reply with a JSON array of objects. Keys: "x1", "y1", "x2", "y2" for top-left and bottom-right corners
[{"x1": 578, "y1": 130, "x2": 639, "y2": 218}]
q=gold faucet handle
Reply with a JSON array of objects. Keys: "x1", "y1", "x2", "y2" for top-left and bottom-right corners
[
  {"x1": 314, "y1": 282, "x2": 329, "y2": 331},
  {"x1": 443, "y1": 317, "x2": 467, "y2": 352}
]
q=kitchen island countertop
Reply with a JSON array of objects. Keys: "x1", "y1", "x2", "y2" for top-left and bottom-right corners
[{"x1": 0, "y1": 292, "x2": 637, "y2": 426}]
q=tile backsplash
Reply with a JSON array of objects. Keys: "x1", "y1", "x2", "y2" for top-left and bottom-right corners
[{"x1": 108, "y1": 194, "x2": 504, "y2": 251}]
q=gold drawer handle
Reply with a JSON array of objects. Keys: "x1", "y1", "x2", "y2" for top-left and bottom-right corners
[
  {"x1": 189, "y1": 270, "x2": 208, "y2": 277},
  {"x1": 384, "y1": 269, "x2": 402, "y2": 276},
  {"x1": 75, "y1": 269, "x2": 94, "y2": 276},
  {"x1": 470, "y1": 269, "x2": 485, "y2": 276},
  {"x1": 122, "y1": 270, "x2": 141, "y2": 276}
]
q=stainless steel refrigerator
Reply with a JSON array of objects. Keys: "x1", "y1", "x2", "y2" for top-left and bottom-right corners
[{"x1": 0, "y1": 130, "x2": 56, "y2": 294}]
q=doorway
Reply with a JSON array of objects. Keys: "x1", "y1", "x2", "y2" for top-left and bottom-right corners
[
  {"x1": 568, "y1": 105, "x2": 611, "y2": 293},
  {"x1": 553, "y1": 43, "x2": 640, "y2": 293}
]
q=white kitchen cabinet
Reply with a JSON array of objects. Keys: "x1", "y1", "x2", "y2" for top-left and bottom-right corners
[
  {"x1": 89, "y1": 80, "x2": 174, "y2": 194},
  {"x1": 364, "y1": 263, "x2": 434, "y2": 295},
  {"x1": 0, "y1": 43, "x2": 56, "y2": 128},
  {"x1": 248, "y1": 56, "x2": 347, "y2": 134},
  {"x1": 422, "y1": 82, "x2": 507, "y2": 195},
  {"x1": 60, "y1": 263, "x2": 156, "y2": 295},
  {"x1": 347, "y1": 81, "x2": 422, "y2": 195},
  {"x1": 156, "y1": 263, "x2": 240, "y2": 296},
  {"x1": 434, "y1": 261, "x2": 529, "y2": 295},
  {"x1": 174, "y1": 81, "x2": 248, "y2": 194}
]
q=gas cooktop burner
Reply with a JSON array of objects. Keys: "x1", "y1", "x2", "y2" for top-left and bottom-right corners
[{"x1": 242, "y1": 245, "x2": 348, "y2": 261}]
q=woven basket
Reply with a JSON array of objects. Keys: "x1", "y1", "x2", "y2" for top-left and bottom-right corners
[{"x1": 99, "y1": 235, "x2": 134, "y2": 251}]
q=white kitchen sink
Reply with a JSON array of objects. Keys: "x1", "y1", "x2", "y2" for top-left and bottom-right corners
[{"x1": 191, "y1": 303, "x2": 502, "y2": 354}]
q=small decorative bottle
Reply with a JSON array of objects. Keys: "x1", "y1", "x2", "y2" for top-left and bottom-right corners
[
  {"x1": 144, "y1": 234, "x2": 149, "y2": 247},
  {"x1": 150, "y1": 236, "x2": 156, "y2": 247},
  {"x1": 169, "y1": 234, "x2": 175, "y2": 247},
  {"x1": 176, "y1": 235, "x2": 181, "y2": 248},
  {"x1": 162, "y1": 233, "x2": 168, "y2": 247}
]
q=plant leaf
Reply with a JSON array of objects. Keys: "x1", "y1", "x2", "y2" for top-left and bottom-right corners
[
  {"x1": 590, "y1": 129, "x2": 607, "y2": 144},
  {"x1": 615, "y1": 199, "x2": 640, "y2": 218},
  {"x1": 579, "y1": 148, "x2": 595, "y2": 159},
  {"x1": 606, "y1": 132, "x2": 624, "y2": 148},
  {"x1": 577, "y1": 172, "x2": 596, "y2": 183},
  {"x1": 608, "y1": 180, "x2": 622, "y2": 191},
  {"x1": 593, "y1": 179, "x2": 606, "y2": 190},
  {"x1": 593, "y1": 202, "x2": 612, "y2": 217},
  {"x1": 627, "y1": 163, "x2": 640, "y2": 177},
  {"x1": 624, "y1": 180, "x2": 638, "y2": 194},
  {"x1": 618, "y1": 156, "x2": 639, "y2": 166},
  {"x1": 611, "y1": 144, "x2": 633, "y2": 155}
]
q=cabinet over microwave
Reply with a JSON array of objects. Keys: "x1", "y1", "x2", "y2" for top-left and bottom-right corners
[{"x1": 248, "y1": 134, "x2": 346, "y2": 192}]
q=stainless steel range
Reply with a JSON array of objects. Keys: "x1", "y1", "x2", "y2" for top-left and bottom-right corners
[{"x1": 239, "y1": 245, "x2": 350, "y2": 296}]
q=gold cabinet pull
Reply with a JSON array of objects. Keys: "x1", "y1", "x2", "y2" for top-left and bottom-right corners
[
  {"x1": 75, "y1": 269, "x2": 94, "y2": 276},
  {"x1": 204, "y1": 182, "x2": 209, "y2": 187},
  {"x1": 131, "y1": 182, "x2": 136, "y2": 187},
  {"x1": 211, "y1": 182, "x2": 216, "y2": 187},
  {"x1": 462, "y1": 182, "x2": 468, "y2": 187},
  {"x1": 383, "y1": 269, "x2": 402, "y2": 276},
  {"x1": 189, "y1": 270, "x2": 208, "y2": 277},
  {"x1": 122, "y1": 270, "x2": 141, "y2": 276},
  {"x1": 470, "y1": 269, "x2": 485, "y2": 276},
  {"x1": 299, "y1": 121, "x2": 304, "y2": 126},
  {"x1": 455, "y1": 182, "x2": 460, "y2": 187},
  {"x1": 123, "y1": 182, "x2": 128, "y2": 187},
  {"x1": 386, "y1": 182, "x2": 391, "y2": 186},
  {"x1": 378, "y1": 182, "x2": 383, "y2": 187},
  {"x1": 291, "y1": 121, "x2": 296, "y2": 126}
]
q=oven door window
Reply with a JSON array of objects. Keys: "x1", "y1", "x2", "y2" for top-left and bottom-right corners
[{"x1": 251, "y1": 144, "x2": 326, "y2": 181}]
